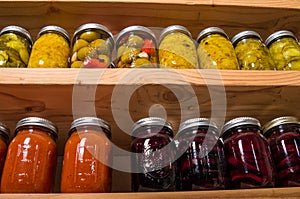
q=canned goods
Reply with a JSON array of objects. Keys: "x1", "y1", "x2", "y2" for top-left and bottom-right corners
[
  {"x1": 1, "y1": 117, "x2": 58, "y2": 193},
  {"x1": 0, "y1": 25, "x2": 32, "y2": 67},
  {"x1": 28, "y1": 25, "x2": 70, "y2": 68},
  {"x1": 197, "y1": 27, "x2": 239, "y2": 69},
  {"x1": 158, "y1": 25, "x2": 198, "y2": 69},
  {"x1": 116, "y1": 25, "x2": 158, "y2": 68},
  {"x1": 265, "y1": 30, "x2": 300, "y2": 70},
  {"x1": 71, "y1": 23, "x2": 114, "y2": 68},
  {"x1": 263, "y1": 116, "x2": 300, "y2": 187},
  {"x1": 0, "y1": 122, "x2": 9, "y2": 178},
  {"x1": 231, "y1": 30, "x2": 275, "y2": 70}
]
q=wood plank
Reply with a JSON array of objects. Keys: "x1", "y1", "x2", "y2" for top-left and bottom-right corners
[{"x1": 213, "y1": 0, "x2": 300, "y2": 9}]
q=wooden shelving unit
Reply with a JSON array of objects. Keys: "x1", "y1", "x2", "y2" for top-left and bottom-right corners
[{"x1": 0, "y1": 0, "x2": 300, "y2": 198}]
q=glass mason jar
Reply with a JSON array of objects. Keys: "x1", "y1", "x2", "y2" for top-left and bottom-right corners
[
  {"x1": 60, "y1": 117, "x2": 112, "y2": 193},
  {"x1": 221, "y1": 117, "x2": 276, "y2": 189},
  {"x1": 0, "y1": 122, "x2": 10, "y2": 178},
  {"x1": 265, "y1": 30, "x2": 300, "y2": 70},
  {"x1": 1, "y1": 117, "x2": 58, "y2": 193},
  {"x1": 0, "y1": 25, "x2": 32, "y2": 68},
  {"x1": 28, "y1": 25, "x2": 70, "y2": 68},
  {"x1": 197, "y1": 27, "x2": 239, "y2": 69},
  {"x1": 262, "y1": 116, "x2": 300, "y2": 187},
  {"x1": 116, "y1": 25, "x2": 158, "y2": 68},
  {"x1": 131, "y1": 117, "x2": 179, "y2": 191},
  {"x1": 158, "y1": 25, "x2": 199, "y2": 69},
  {"x1": 176, "y1": 118, "x2": 227, "y2": 190},
  {"x1": 71, "y1": 23, "x2": 114, "y2": 68},
  {"x1": 231, "y1": 30, "x2": 276, "y2": 70}
]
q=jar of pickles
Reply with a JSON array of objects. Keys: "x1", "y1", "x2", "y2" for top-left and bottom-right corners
[
  {"x1": 71, "y1": 23, "x2": 114, "y2": 68},
  {"x1": 197, "y1": 27, "x2": 239, "y2": 69},
  {"x1": 116, "y1": 25, "x2": 158, "y2": 68},
  {"x1": 265, "y1": 30, "x2": 300, "y2": 70},
  {"x1": 158, "y1": 25, "x2": 198, "y2": 69},
  {"x1": 61, "y1": 117, "x2": 112, "y2": 193},
  {"x1": 28, "y1": 25, "x2": 70, "y2": 68},
  {"x1": 221, "y1": 117, "x2": 276, "y2": 189},
  {"x1": 231, "y1": 30, "x2": 275, "y2": 70},
  {"x1": 0, "y1": 122, "x2": 9, "y2": 178},
  {"x1": 1, "y1": 117, "x2": 58, "y2": 193},
  {"x1": 176, "y1": 118, "x2": 227, "y2": 190},
  {"x1": 262, "y1": 116, "x2": 300, "y2": 187},
  {"x1": 131, "y1": 117, "x2": 179, "y2": 191},
  {"x1": 0, "y1": 25, "x2": 32, "y2": 67}
]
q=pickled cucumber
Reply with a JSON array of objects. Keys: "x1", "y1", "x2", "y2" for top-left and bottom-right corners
[{"x1": 80, "y1": 31, "x2": 101, "y2": 42}]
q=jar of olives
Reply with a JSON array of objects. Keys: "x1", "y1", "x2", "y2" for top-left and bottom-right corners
[
  {"x1": 265, "y1": 30, "x2": 300, "y2": 70},
  {"x1": 231, "y1": 31, "x2": 275, "y2": 70},
  {"x1": 28, "y1": 25, "x2": 70, "y2": 68},
  {"x1": 159, "y1": 25, "x2": 198, "y2": 69},
  {"x1": 0, "y1": 25, "x2": 32, "y2": 67},
  {"x1": 116, "y1": 25, "x2": 158, "y2": 68},
  {"x1": 262, "y1": 116, "x2": 300, "y2": 187},
  {"x1": 221, "y1": 117, "x2": 276, "y2": 189},
  {"x1": 71, "y1": 23, "x2": 114, "y2": 68},
  {"x1": 197, "y1": 27, "x2": 239, "y2": 69}
]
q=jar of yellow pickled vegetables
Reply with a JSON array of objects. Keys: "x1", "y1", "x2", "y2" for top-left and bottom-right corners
[
  {"x1": 231, "y1": 31, "x2": 275, "y2": 70},
  {"x1": 0, "y1": 25, "x2": 32, "y2": 68},
  {"x1": 158, "y1": 25, "x2": 198, "y2": 69},
  {"x1": 116, "y1": 25, "x2": 158, "y2": 68},
  {"x1": 197, "y1": 27, "x2": 239, "y2": 69},
  {"x1": 71, "y1": 23, "x2": 114, "y2": 68},
  {"x1": 265, "y1": 30, "x2": 300, "y2": 70},
  {"x1": 28, "y1": 25, "x2": 70, "y2": 68}
]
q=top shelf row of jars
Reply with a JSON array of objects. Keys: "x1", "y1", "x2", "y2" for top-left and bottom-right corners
[{"x1": 0, "y1": 23, "x2": 299, "y2": 70}]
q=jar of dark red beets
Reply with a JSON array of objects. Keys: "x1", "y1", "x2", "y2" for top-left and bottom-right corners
[
  {"x1": 131, "y1": 117, "x2": 179, "y2": 191},
  {"x1": 176, "y1": 118, "x2": 228, "y2": 190},
  {"x1": 221, "y1": 117, "x2": 276, "y2": 189},
  {"x1": 262, "y1": 116, "x2": 300, "y2": 187}
]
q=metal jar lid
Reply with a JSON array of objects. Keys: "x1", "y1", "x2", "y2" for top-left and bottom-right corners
[
  {"x1": 15, "y1": 117, "x2": 58, "y2": 141},
  {"x1": 221, "y1": 117, "x2": 261, "y2": 138},
  {"x1": 265, "y1": 30, "x2": 297, "y2": 47},
  {"x1": 37, "y1": 25, "x2": 70, "y2": 45},
  {"x1": 132, "y1": 117, "x2": 173, "y2": 137},
  {"x1": 72, "y1": 23, "x2": 114, "y2": 49},
  {"x1": 197, "y1": 27, "x2": 229, "y2": 42},
  {"x1": 231, "y1": 30, "x2": 262, "y2": 47},
  {"x1": 178, "y1": 118, "x2": 219, "y2": 136},
  {"x1": 0, "y1": 121, "x2": 10, "y2": 144},
  {"x1": 69, "y1": 117, "x2": 111, "y2": 137},
  {"x1": 158, "y1": 25, "x2": 192, "y2": 44},
  {"x1": 0, "y1": 25, "x2": 33, "y2": 46},
  {"x1": 116, "y1": 25, "x2": 156, "y2": 47},
  {"x1": 262, "y1": 116, "x2": 299, "y2": 134}
]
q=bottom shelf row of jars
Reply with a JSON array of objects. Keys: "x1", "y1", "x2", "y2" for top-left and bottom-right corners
[{"x1": 0, "y1": 115, "x2": 299, "y2": 193}]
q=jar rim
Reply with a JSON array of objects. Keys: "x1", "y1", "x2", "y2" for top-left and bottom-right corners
[
  {"x1": 37, "y1": 25, "x2": 70, "y2": 44},
  {"x1": 72, "y1": 23, "x2": 114, "y2": 49},
  {"x1": 0, "y1": 121, "x2": 10, "y2": 143},
  {"x1": 0, "y1": 25, "x2": 33, "y2": 46},
  {"x1": 221, "y1": 117, "x2": 261, "y2": 137},
  {"x1": 132, "y1": 117, "x2": 173, "y2": 136},
  {"x1": 177, "y1": 117, "x2": 219, "y2": 136},
  {"x1": 69, "y1": 116, "x2": 111, "y2": 135},
  {"x1": 231, "y1": 30, "x2": 262, "y2": 47},
  {"x1": 265, "y1": 30, "x2": 297, "y2": 47},
  {"x1": 262, "y1": 116, "x2": 299, "y2": 134},
  {"x1": 196, "y1": 27, "x2": 228, "y2": 42},
  {"x1": 116, "y1": 25, "x2": 156, "y2": 47},
  {"x1": 158, "y1": 25, "x2": 192, "y2": 44}
]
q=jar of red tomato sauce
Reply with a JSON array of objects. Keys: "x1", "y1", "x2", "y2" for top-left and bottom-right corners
[
  {"x1": 1, "y1": 117, "x2": 58, "y2": 193},
  {"x1": 60, "y1": 117, "x2": 112, "y2": 193},
  {"x1": 0, "y1": 122, "x2": 9, "y2": 179}
]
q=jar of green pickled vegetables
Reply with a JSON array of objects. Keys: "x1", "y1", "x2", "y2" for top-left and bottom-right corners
[
  {"x1": 231, "y1": 31, "x2": 275, "y2": 70},
  {"x1": 71, "y1": 23, "x2": 114, "y2": 68},
  {"x1": 265, "y1": 30, "x2": 300, "y2": 70},
  {"x1": 28, "y1": 25, "x2": 70, "y2": 68},
  {"x1": 116, "y1": 26, "x2": 158, "y2": 68},
  {"x1": 159, "y1": 25, "x2": 198, "y2": 69},
  {"x1": 0, "y1": 25, "x2": 32, "y2": 68},
  {"x1": 197, "y1": 27, "x2": 239, "y2": 70}
]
